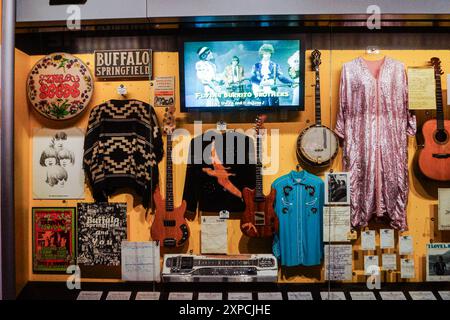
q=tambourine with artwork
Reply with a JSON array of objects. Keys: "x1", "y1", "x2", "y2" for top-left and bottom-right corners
[{"x1": 27, "y1": 52, "x2": 94, "y2": 121}]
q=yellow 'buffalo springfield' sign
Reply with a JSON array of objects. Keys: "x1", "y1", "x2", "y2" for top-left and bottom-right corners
[{"x1": 94, "y1": 49, "x2": 152, "y2": 79}]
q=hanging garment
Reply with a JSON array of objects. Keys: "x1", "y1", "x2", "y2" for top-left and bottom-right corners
[
  {"x1": 272, "y1": 170, "x2": 324, "y2": 267},
  {"x1": 335, "y1": 57, "x2": 416, "y2": 231},
  {"x1": 83, "y1": 99, "x2": 164, "y2": 207},
  {"x1": 183, "y1": 130, "x2": 256, "y2": 214}
]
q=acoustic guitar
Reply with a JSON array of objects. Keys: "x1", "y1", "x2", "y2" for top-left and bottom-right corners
[
  {"x1": 296, "y1": 49, "x2": 338, "y2": 166},
  {"x1": 240, "y1": 115, "x2": 279, "y2": 238},
  {"x1": 151, "y1": 106, "x2": 190, "y2": 247},
  {"x1": 418, "y1": 57, "x2": 450, "y2": 181}
]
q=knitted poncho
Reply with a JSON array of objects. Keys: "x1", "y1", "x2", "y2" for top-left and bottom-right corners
[{"x1": 83, "y1": 99, "x2": 163, "y2": 207}]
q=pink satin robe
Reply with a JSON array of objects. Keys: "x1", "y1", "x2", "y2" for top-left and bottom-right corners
[{"x1": 335, "y1": 57, "x2": 416, "y2": 231}]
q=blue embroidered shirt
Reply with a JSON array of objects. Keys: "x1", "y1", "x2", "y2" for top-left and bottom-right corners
[{"x1": 272, "y1": 170, "x2": 324, "y2": 267}]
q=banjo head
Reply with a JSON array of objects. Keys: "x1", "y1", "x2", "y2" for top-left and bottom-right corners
[{"x1": 297, "y1": 125, "x2": 338, "y2": 165}]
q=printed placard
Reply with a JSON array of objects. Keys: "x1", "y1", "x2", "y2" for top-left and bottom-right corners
[
  {"x1": 409, "y1": 291, "x2": 436, "y2": 300},
  {"x1": 95, "y1": 49, "x2": 152, "y2": 79},
  {"x1": 135, "y1": 292, "x2": 161, "y2": 300},
  {"x1": 438, "y1": 291, "x2": 450, "y2": 300},
  {"x1": 169, "y1": 292, "x2": 194, "y2": 300},
  {"x1": 287, "y1": 292, "x2": 313, "y2": 300},
  {"x1": 401, "y1": 259, "x2": 415, "y2": 279},
  {"x1": 364, "y1": 255, "x2": 379, "y2": 275},
  {"x1": 438, "y1": 188, "x2": 450, "y2": 230},
  {"x1": 380, "y1": 229, "x2": 394, "y2": 249},
  {"x1": 380, "y1": 291, "x2": 407, "y2": 300},
  {"x1": 320, "y1": 292, "x2": 346, "y2": 300},
  {"x1": 77, "y1": 291, "x2": 103, "y2": 300},
  {"x1": 399, "y1": 235, "x2": 413, "y2": 255},
  {"x1": 382, "y1": 254, "x2": 397, "y2": 271},
  {"x1": 198, "y1": 292, "x2": 223, "y2": 300},
  {"x1": 106, "y1": 291, "x2": 132, "y2": 300},
  {"x1": 350, "y1": 292, "x2": 376, "y2": 300},
  {"x1": 228, "y1": 292, "x2": 252, "y2": 300},
  {"x1": 258, "y1": 292, "x2": 283, "y2": 300},
  {"x1": 361, "y1": 230, "x2": 376, "y2": 251}
]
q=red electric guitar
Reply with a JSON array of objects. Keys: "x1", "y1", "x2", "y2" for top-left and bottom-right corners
[
  {"x1": 240, "y1": 115, "x2": 278, "y2": 238},
  {"x1": 151, "y1": 107, "x2": 190, "y2": 247},
  {"x1": 418, "y1": 57, "x2": 450, "y2": 181}
]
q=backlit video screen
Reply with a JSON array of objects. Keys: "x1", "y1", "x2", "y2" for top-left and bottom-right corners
[{"x1": 180, "y1": 39, "x2": 304, "y2": 111}]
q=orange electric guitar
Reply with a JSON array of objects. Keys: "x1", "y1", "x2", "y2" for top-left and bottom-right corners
[
  {"x1": 151, "y1": 107, "x2": 190, "y2": 247},
  {"x1": 240, "y1": 115, "x2": 278, "y2": 238},
  {"x1": 418, "y1": 57, "x2": 450, "y2": 181}
]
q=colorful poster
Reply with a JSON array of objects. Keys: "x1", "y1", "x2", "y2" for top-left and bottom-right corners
[
  {"x1": 154, "y1": 76, "x2": 175, "y2": 108},
  {"x1": 426, "y1": 243, "x2": 450, "y2": 282},
  {"x1": 77, "y1": 203, "x2": 127, "y2": 269},
  {"x1": 32, "y1": 207, "x2": 76, "y2": 273},
  {"x1": 33, "y1": 127, "x2": 85, "y2": 199}
]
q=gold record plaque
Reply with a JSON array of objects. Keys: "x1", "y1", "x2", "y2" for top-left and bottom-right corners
[{"x1": 27, "y1": 52, "x2": 94, "y2": 121}]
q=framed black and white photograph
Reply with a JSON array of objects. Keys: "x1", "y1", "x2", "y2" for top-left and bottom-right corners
[
  {"x1": 33, "y1": 127, "x2": 85, "y2": 199},
  {"x1": 426, "y1": 243, "x2": 450, "y2": 282},
  {"x1": 325, "y1": 172, "x2": 350, "y2": 205}
]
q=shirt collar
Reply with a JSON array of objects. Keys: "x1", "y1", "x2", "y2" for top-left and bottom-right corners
[{"x1": 289, "y1": 170, "x2": 310, "y2": 185}]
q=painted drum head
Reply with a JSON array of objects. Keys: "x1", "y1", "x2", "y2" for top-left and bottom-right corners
[{"x1": 27, "y1": 52, "x2": 94, "y2": 121}]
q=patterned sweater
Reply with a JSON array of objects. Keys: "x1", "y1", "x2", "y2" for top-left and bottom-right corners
[{"x1": 83, "y1": 99, "x2": 163, "y2": 207}]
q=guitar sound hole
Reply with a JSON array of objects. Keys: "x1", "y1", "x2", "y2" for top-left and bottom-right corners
[{"x1": 435, "y1": 130, "x2": 448, "y2": 143}]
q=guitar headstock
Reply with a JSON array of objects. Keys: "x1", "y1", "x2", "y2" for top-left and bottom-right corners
[
  {"x1": 430, "y1": 57, "x2": 444, "y2": 76},
  {"x1": 255, "y1": 114, "x2": 266, "y2": 136},
  {"x1": 163, "y1": 106, "x2": 176, "y2": 135},
  {"x1": 311, "y1": 49, "x2": 322, "y2": 71}
]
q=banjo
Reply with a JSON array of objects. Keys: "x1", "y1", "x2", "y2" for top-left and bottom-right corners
[{"x1": 296, "y1": 49, "x2": 338, "y2": 166}]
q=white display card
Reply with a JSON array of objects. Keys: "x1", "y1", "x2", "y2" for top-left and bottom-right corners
[
  {"x1": 169, "y1": 292, "x2": 194, "y2": 300},
  {"x1": 135, "y1": 292, "x2": 161, "y2": 300},
  {"x1": 198, "y1": 292, "x2": 223, "y2": 300},
  {"x1": 77, "y1": 291, "x2": 103, "y2": 300},
  {"x1": 401, "y1": 259, "x2": 415, "y2": 279},
  {"x1": 382, "y1": 254, "x2": 397, "y2": 271},
  {"x1": 350, "y1": 292, "x2": 377, "y2": 300},
  {"x1": 364, "y1": 255, "x2": 379, "y2": 275},
  {"x1": 409, "y1": 291, "x2": 436, "y2": 300},
  {"x1": 380, "y1": 229, "x2": 394, "y2": 249},
  {"x1": 228, "y1": 292, "x2": 253, "y2": 300},
  {"x1": 320, "y1": 292, "x2": 346, "y2": 300},
  {"x1": 361, "y1": 230, "x2": 376, "y2": 250},
  {"x1": 287, "y1": 292, "x2": 313, "y2": 300},
  {"x1": 106, "y1": 291, "x2": 132, "y2": 300},
  {"x1": 258, "y1": 292, "x2": 283, "y2": 300},
  {"x1": 399, "y1": 235, "x2": 413, "y2": 255},
  {"x1": 380, "y1": 291, "x2": 407, "y2": 300}
]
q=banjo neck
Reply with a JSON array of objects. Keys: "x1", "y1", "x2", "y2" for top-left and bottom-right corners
[{"x1": 314, "y1": 67, "x2": 322, "y2": 126}]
